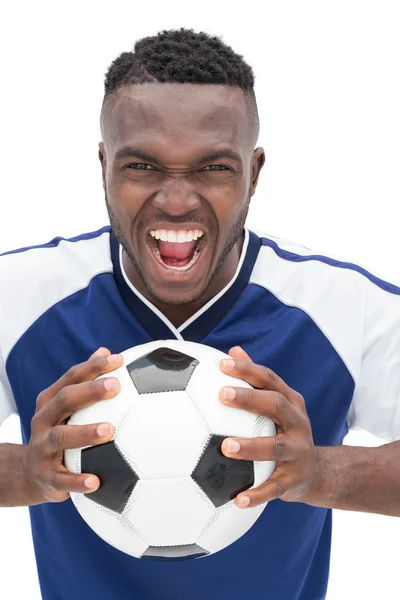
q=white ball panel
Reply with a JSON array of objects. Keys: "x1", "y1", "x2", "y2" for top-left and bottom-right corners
[
  {"x1": 117, "y1": 391, "x2": 210, "y2": 478},
  {"x1": 253, "y1": 416, "x2": 277, "y2": 486},
  {"x1": 126, "y1": 478, "x2": 215, "y2": 547},
  {"x1": 74, "y1": 494, "x2": 148, "y2": 558},
  {"x1": 186, "y1": 363, "x2": 259, "y2": 438},
  {"x1": 64, "y1": 446, "x2": 80, "y2": 474},
  {"x1": 197, "y1": 500, "x2": 267, "y2": 555},
  {"x1": 254, "y1": 457, "x2": 276, "y2": 488},
  {"x1": 66, "y1": 365, "x2": 134, "y2": 429}
]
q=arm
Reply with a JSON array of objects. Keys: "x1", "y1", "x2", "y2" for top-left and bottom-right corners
[
  {"x1": 0, "y1": 348, "x2": 122, "y2": 508},
  {"x1": 219, "y1": 268, "x2": 400, "y2": 516},
  {"x1": 311, "y1": 265, "x2": 400, "y2": 517},
  {"x1": 0, "y1": 347, "x2": 39, "y2": 506},
  {"x1": 305, "y1": 442, "x2": 400, "y2": 517},
  {"x1": 291, "y1": 266, "x2": 400, "y2": 517},
  {"x1": 0, "y1": 443, "x2": 44, "y2": 507}
]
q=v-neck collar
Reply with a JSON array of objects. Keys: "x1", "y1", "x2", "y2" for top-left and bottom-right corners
[{"x1": 109, "y1": 228, "x2": 261, "y2": 343}]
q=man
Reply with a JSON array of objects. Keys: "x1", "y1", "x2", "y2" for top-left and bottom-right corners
[{"x1": 0, "y1": 27, "x2": 399, "y2": 600}]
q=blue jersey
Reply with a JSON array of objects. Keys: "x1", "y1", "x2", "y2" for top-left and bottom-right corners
[{"x1": 1, "y1": 225, "x2": 399, "y2": 600}]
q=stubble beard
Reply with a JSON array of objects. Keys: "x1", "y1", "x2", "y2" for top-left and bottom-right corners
[{"x1": 105, "y1": 188, "x2": 251, "y2": 306}]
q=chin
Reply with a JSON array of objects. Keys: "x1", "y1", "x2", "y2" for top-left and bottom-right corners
[{"x1": 147, "y1": 282, "x2": 206, "y2": 307}]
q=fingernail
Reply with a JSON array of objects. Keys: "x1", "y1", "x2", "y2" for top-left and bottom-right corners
[
  {"x1": 107, "y1": 354, "x2": 121, "y2": 365},
  {"x1": 223, "y1": 387, "x2": 236, "y2": 401},
  {"x1": 97, "y1": 423, "x2": 110, "y2": 437},
  {"x1": 238, "y1": 495, "x2": 251, "y2": 507},
  {"x1": 222, "y1": 359, "x2": 235, "y2": 369},
  {"x1": 226, "y1": 439, "x2": 241, "y2": 453},
  {"x1": 84, "y1": 476, "x2": 98, "y2": 489},
  {"x1": 104, "y1": 378, "x2": 119, "y2": 391}
]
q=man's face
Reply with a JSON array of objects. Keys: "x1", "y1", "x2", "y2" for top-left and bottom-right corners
[{"x1": 99, "y1": 83, "x2": 265, "y2": 306}]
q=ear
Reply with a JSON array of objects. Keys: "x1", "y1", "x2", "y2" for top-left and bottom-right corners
[
  {"x1": 98, "y1": 142, "x2": 107, "y2": 190},
  {"x1": 250, "y1": 147, "x2": 265, "y2": 196}
]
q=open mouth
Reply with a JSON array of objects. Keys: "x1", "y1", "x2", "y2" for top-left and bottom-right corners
[{"x1": 147, "y1": 229, "x2": 207, "y2": 272}]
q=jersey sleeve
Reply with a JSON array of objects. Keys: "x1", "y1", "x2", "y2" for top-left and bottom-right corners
[{"x1": 346, "y1": 270, "x2": 400, "y2": 442}]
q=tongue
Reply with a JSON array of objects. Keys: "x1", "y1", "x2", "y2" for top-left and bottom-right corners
[{"x1": 158, "y1": 240, "x2": 198, "y2": 261}]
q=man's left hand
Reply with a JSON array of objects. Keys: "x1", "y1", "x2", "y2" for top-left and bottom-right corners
[{"x1": 219, "y1": 346, "x2": 322, "y2": 508}]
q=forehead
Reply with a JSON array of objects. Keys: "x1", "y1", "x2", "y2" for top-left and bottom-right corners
[{"x1": 103, "y1": 83, "x2": 250, "y2": 156}]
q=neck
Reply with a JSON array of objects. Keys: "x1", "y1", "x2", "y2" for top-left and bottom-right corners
[{"x1": 122, "y1": 233, "x2": 245, "y2": 329}]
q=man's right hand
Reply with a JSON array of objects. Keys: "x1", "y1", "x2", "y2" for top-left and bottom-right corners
[{"x1": 24, "y1": 347, "x2": 123, "y2": 503}]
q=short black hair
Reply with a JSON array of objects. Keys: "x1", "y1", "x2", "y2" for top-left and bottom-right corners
[{"x1": 100, "y1": 28, "x2": 259, "y2": 145}]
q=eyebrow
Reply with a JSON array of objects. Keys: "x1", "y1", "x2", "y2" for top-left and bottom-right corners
[{"x1": 113, "y1": 146, "x2": 242, "y2": 165}]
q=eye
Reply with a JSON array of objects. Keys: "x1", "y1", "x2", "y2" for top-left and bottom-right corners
[
  {"x1": 126, "y1": 163, "x2": 156, "y2": 170},
  {"x1": 201, "y1": 165, "x2": 230, "y2": 172}
]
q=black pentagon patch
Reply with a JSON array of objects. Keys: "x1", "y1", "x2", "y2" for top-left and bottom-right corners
[
  {"x1": 192, "y1": 434, "x2": 254, "y2": 508},
  {"x1": 126, "y1": 347, "x2": 199, "y2": 394},
  {"x1": 142, "y1": 544, "x2": 209, "y2": 561},
  {"x1": 81, "y1": 441, "x2": 138, "y2": 513}
]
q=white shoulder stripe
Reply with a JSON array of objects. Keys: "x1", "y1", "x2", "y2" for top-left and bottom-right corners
[
  {"x1": 0, "y1": 231, "x2": 112, "y2": 361},
  {"x1": 250, "y1": 243, "x2": 362, "y2": 383}
]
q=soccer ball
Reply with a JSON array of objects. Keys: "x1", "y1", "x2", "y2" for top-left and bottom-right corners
[{"x1": 64, "y1": 340, "x2": 276, "y2": 560}]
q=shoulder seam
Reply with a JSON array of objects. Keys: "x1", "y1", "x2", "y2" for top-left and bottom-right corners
[
  {"x1": 259, "y1": 236, "x2": 400, "y2": 296},
  {"x1": 0, "y1": 226, "x2": 111, "y2": 258}
]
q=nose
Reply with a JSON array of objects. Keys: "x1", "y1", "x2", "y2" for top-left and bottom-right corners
[{"x1": 152, "y1": 176, "x2": 201, "y2": 217}]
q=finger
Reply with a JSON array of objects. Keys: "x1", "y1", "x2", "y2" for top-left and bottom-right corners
[
  {"x1": 235, "y1": 475, "x2": 285, "y2": 508},
  {"x1": 220, "y1": 358, "x2": 299, "y2": 405},
  {"x1": 89, "y1": 347, "x2": 111, "y2": 360},
  {"x1": 221, "y1": 435, "x2": 294, "y2": 462},
  {"x1": 37, "y1": 376, "x2": 121, "y2": 428},
  {"x1": 228, "y1": 346, "x2": 251, "y2": 361},
  {"x1": 36, "y1": 353, "x2": 123, "y2": 411},
  {"x1": 44, "y1": 422, "x2": 115, "y2": 456},
  {"x1": 46, "y1": 469, "x2": 102, "y2": 494},
  {"x1": 219, "y1": 386, "x2": 296, "y2": 429}
]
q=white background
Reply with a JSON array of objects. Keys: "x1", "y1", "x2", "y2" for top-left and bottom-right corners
[{"x1": 0, "y1": 1, "x2": 399, "y2": 598}]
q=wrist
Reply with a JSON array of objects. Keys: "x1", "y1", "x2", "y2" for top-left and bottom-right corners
[
  {"x1": 299, "y1": 446, "x2": 333, "y2": 509},
  {"x1": 16, "y1": 444, "x2": 46, "y2": 507}
]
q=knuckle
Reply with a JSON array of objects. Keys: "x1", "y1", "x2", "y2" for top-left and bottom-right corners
[
  {"x1": 295, "y1": 392, "x2": 306, "y2": 407},
  {"x1": 81, "y1": 423, "x2": 97, "y2": 441},
  {"x1": 93, "y1": 378, "x2": 104, "y2": 393},
  {"x1": 48, "y1": 473, "x2": 61, "y2": 491},
  {"x1": 65, "y1": 363, "x2": 78, "y2": 382},
  {"x1": 274, "y1": 435, "x2": 286, "y2": 461},
  {"x1": 55, "y1": 386, "x2": 74, "y2": 412},
  {"x1": 261, "y1": 366, "x2": 277, "y2": 384},
  {"x1": 35, "y1": 390, "x2": 46, "y2": 408},
  {"x1": 271, "y1": 391, "x2": 285, "y2": 412},
  {"x1": 89, "y1": 379, "x2": 105, "y2": 398},
  {"x1": 48, "y1": 426, "x2": 64, "y2": 450},
  {"x1": 238, "y1": 387, "x2": 253, "y2": 409},
  {"x1": 72, "y1": 473, "x2": 85, "y2": 489},
  {"x1": 30, "y1": 412, "x2": 40, "y2": 434},
  {"x1": 91, "y1": 355, "x2": 111, "y2": 374}
]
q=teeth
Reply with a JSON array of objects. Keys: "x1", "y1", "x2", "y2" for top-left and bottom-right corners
[
  {"x1": 149, "y1": 229, "x2": 204, "y2": 243},
  {"x1": 148, "y1": 235, "x2": 203, "y2": 271}
]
